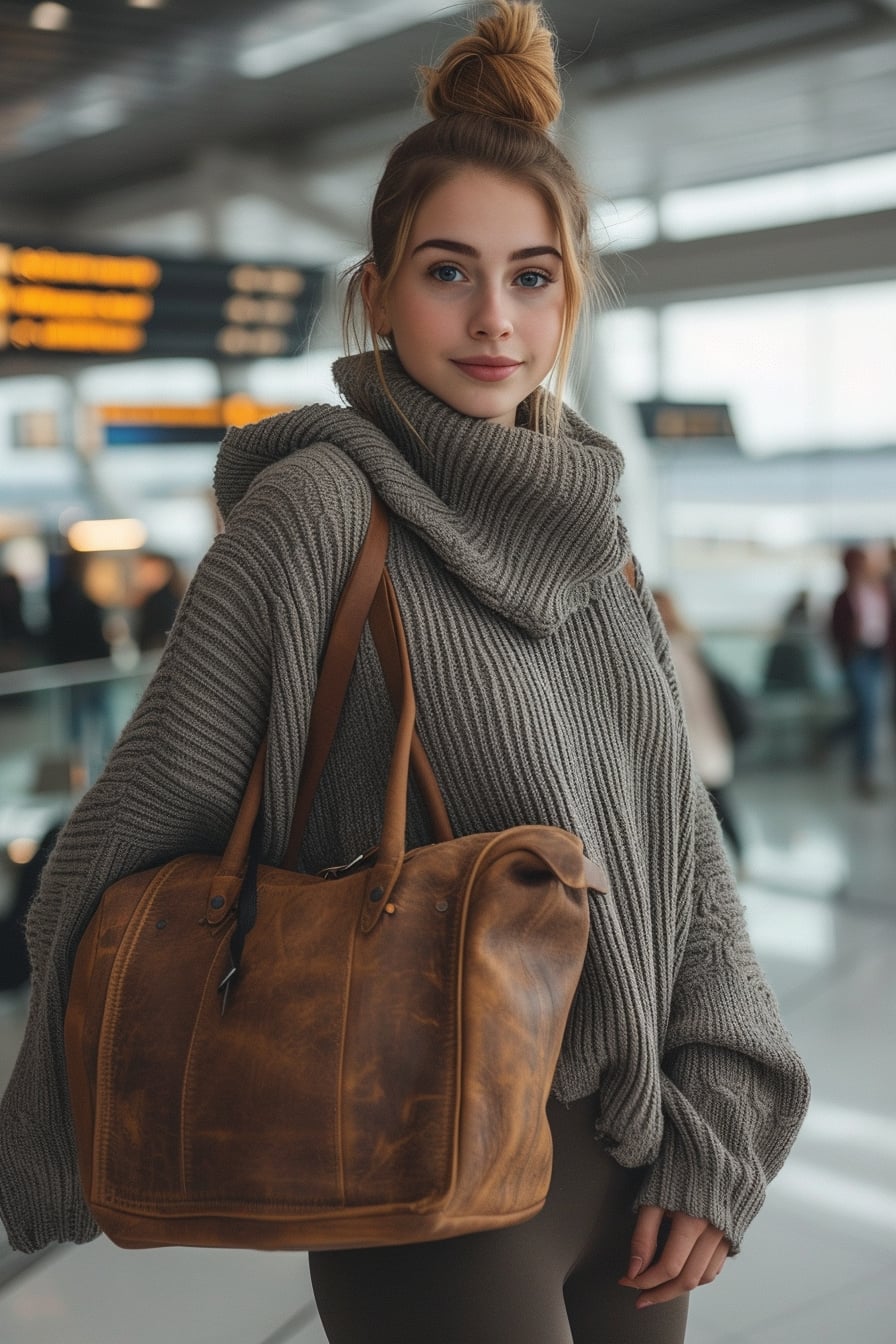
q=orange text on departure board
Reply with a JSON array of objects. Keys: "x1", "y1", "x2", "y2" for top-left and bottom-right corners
[
  {"x1": 3, "y1": 318, "x2": 147, "y2": 353},
  {"x1": 0, "y1": 244, "x2": 162, "y2": 290}
]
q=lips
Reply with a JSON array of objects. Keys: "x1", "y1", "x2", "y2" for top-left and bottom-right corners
[{"x1": 452, "y1": 357, "x2": 522, "y2": 383}]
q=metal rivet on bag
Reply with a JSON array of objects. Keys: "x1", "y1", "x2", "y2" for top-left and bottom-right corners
[
  {"x1": 210, "y1": 896, "x2": 225, "y2": 910},
  {"x1": 385, "y1": 903, "x2": 396, "y2": 915},
  {"x1": 369, "y1": 886, "x2": 384, "y2": 902},
  {"x1": 435, "y1": 900, "x2": 448, "y2": 913},
  {"x1": 156, "y1": 919, "x2": 167, "y2": 930}
]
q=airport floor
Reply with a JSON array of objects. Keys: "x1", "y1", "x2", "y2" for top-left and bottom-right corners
[{"x1": 1, "y1": 743, "x2": 895, "y2": 1344}]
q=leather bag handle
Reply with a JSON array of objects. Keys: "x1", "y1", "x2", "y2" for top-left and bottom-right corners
[
  {"x1": 282, "y1": 494, "x2": 391, "y2": 869},
  {"x1": 210, "y1": 492, "x2": 389, "y2": 909},
  {"x1": 215, "y1": 506, "x2": 436, "y2": 1002},
  {"x1": 282, "y1": 498, "x2": 452, "y2": 869},
  {"x1": 366, "y1": 600, "x2": 453, "y2": 847},
  {"x1": 283, "y1": 561, "x2": 424, "y2": 923},
  {"x1": 212, "y1": 491, "x2": 449, "y2": 912}
]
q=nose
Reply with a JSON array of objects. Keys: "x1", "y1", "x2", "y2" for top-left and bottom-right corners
[{"x1": 469, "y1": 283, "x2": 512, "y2": 341}]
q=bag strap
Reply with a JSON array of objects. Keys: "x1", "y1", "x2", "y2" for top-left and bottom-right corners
[
  {"x1": 210, "y1": 490, "x2": 390, "y2": 909},
  {"x1": 281, "y1": 497, "x2": 453, "y2": 870},
  {"x1": 366, "y1": 596, "x2": 453, "y2": 846},
  {"x1": 357, "y1": 568, "x2": 419, "y2": 928},
  {"x1": 281, "y1": 494, "x2": 390, "y2": 869},
  {"x1": 217, "y1": 516, "x2": 424, "y2": 1003}
]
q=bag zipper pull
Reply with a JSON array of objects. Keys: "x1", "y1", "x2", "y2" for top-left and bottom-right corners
[{"x1": 218, "y1": 955, "x2": 237, "y2": 1015}]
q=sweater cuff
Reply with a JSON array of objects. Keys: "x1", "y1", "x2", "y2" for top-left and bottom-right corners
[
  {"x1": 634, "y1": 1033, "x2": 809, "y2": 1253},
  {"x1": 635, "y1": 1115, "x2": 764, "y2": 1254},
  {"x1": 0, "y1": 1104, "x2": 98, "y2": 1254}
]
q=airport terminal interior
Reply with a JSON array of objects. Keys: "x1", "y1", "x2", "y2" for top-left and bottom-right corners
[{"x1": 1, "y1": 0, "x2": 896, "y2": 1340}]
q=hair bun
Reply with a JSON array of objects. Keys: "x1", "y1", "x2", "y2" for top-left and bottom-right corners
[{"x1": 420, "y1": 1, "x2": 562, "y2": 132}]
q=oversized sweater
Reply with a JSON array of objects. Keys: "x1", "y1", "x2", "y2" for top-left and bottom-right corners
[{"x1": 0, "y1": 351, "x2": 809, "y2": 1254}]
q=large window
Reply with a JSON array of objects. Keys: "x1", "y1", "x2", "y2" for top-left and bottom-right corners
[{"x1": 599, "y1": 282, "x2": 896, "y2": 455}]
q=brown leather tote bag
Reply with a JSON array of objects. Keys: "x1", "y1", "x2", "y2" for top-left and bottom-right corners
[{"x1": 64, "y1": 496, "x2": 605, "y2": 1251}]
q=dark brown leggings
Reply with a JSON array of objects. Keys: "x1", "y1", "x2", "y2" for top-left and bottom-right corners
[{"x1": 309, "y1": 1094, "x2": 689, "y2": 1344}]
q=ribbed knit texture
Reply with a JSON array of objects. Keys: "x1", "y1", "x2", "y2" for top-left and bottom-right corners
[{"x1": 0, "y1": 352, "x2": 809, "y2": 1254}]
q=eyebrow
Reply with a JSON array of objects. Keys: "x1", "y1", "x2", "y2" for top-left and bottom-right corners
[{"x1": 410, "y1": 239, "x2": 562, "y2": 262}]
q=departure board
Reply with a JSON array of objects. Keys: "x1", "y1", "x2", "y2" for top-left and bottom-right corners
[
  {"x1": 637, "y1": 400, "x2": 737, "y2": 443},
  {"x1": 0, "y1": 241, "x2": 325, "y2": 360}
]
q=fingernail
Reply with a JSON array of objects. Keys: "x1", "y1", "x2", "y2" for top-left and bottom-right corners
[
  {"x1": 627, "y1": 1256, "x2": 643, "y2": 1278},
  {"x1": 637, "y1": 1298, "x2": 654, "y2": 1310}
]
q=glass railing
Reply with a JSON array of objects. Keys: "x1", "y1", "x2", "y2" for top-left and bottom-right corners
[
  {"x1": 0, "y1": 653, "x2": 159, "y2": 791},
  {"x1": 0, "y1": 655, "x2": 158, "y2": 951}
]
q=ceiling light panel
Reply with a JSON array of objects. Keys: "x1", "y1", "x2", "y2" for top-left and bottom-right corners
[{"x1": 30, "y1": 2, "x2": 70, "y2": 31}]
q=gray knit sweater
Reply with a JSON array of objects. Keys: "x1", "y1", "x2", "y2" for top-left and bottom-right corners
[{"x1": 0, "y1": 352, "x2": 808, "y2": 1254}]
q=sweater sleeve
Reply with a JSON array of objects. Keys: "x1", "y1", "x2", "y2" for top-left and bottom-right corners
[
  {"x1": 630, "y1": 560, "x2": 810, "y2": 1251},
  {"x1": 0, "y1": 489, "x2": 291, "y2": 1253}
]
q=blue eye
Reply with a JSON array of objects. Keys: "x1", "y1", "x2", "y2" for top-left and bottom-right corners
[
  {"x1": 517, "y1": 270, "x2": 550, "y2": 288},
  {"x1": 431, "y1": 263, "x2": 464, "y2": 283}
]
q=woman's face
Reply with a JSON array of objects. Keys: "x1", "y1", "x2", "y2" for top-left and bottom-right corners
[{"x1": 366, "y1": 167, "x2": 566, "y2": 429}]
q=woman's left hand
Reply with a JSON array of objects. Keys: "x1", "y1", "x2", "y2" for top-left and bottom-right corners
[{"x1": 618, "y1": 1205, "x2": 731, "y2": 1308}]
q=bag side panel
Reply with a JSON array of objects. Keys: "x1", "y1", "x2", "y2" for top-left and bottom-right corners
[
  {"x1": 65, "y1": 864, "x2": 174, "y2": 1204},
  {"x1": 90, "y1": 856, "x2": 225, "y2": 1206},
  {"x1": 450, "y1": 827, "x2": 591, "y2": 1220}
]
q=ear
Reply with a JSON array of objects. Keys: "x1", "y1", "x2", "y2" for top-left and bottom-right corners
[{"x1": 361, "y1": 262, "x2": 390, "y2": 337}]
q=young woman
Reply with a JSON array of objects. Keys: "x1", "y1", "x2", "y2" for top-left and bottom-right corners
[{"x1": 0, "y1": 4, "x2": 809, "y2": 1341}]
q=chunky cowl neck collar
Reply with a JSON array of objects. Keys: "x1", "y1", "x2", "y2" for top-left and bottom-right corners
[{"x1": 215, "y1": 351, "x2": 629, "y2": 637}]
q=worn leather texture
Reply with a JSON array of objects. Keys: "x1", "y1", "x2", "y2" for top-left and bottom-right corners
[
  {"x1": 63, "y1": 495, "x2": 600, "y2": 1251},
  {"x1": 64, "y1": 826, "x2": 593, "y2": 1250}
]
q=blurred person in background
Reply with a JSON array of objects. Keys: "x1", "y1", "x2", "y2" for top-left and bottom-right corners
[
  {"x1": 763, "y1": 590, "x2": 816, "y2": 694},
  {"x1": 653, "y1": 590, "x2": 749, "y2": 873},
  {"x1": 829, "y1": 543, "x2": 895, "y2": 799},
  {"x1": 762, "y1": 588, "x2": 841, "y2": 766},
  {"x1": 133, "y1": 551, "x2": 186, "y2": 653},
  {"x1": 46, "y1": 547, "x2": 113, "y2": 778},
  {"x1": 46, "y1": 548, "x2": 111, "y2": 666},
  {"x1": 0, "y1": 569, "x2": 37, "y2": 673}
]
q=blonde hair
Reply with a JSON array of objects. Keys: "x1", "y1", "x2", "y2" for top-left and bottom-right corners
[{"x1": 342, "y1": 1, "x2": 603, "y2": 435}]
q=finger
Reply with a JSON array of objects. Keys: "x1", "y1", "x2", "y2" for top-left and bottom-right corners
[
  {"x1": 625, "y1": 1213, "x2": 710, "y2": 1290},
  {"x1": 623, "y1": 1205, "x2": 664, "y2": 1282},
  {"x1": 699, "y1": 1238, "x2": 731, "y2": 1286},
  {"x1": 636, "y1": 1231, "x2": 728, "y2": 1308}
]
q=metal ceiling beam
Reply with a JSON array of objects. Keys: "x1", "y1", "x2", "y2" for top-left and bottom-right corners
[{"x1": 608, "y1": 207, "x2": 896, "y2": 304}]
